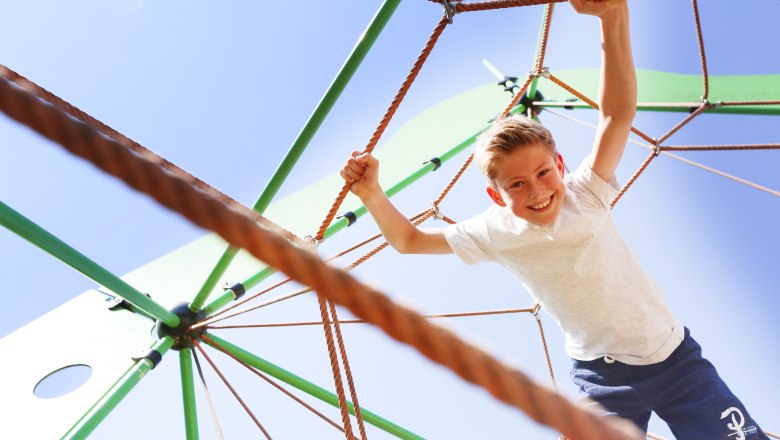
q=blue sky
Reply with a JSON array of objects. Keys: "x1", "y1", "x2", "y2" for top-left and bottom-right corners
[{"x1": 1, "y1": 1, "x2": 778, "y2": 438}]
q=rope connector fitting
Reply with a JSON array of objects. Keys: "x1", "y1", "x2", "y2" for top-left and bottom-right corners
[
  {"x1": 651, "y1": 137, "x2": 662, "y2": 157},
  {"x1": 337, "y1": 211, "x2": 358, "y2": 226},
  {"x1": 431, "y1": 202, "x2": 445, "y2": 220},
  {"x1": 439, "y1": 1, "x2": 461, "y2": 24},
  {"x1": 531, "y1": 67, "x2": 550, "y2": 79},
  {"x1": 423, "y1": 157, "x2": 442, "y2": 171},
  {"x1": 303, "y1": 235, "x2": 321, "y2": 247},
  {"x1": 531, "y1": 302, "x2": 542, "y2": 319}
]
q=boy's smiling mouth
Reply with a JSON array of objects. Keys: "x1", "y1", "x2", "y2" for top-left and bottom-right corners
[{"x1": 528, "y1": 194, "x2": 554, "y2": 211}]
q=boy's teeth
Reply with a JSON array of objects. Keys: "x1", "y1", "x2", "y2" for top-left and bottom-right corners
[{"x1": 531, "y1": 198, "x2": 551, "y2": 210}]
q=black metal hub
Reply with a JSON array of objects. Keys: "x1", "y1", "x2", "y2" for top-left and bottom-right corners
[{"x1": 154, "y1": 302, "x2": 206, "y2": 350}]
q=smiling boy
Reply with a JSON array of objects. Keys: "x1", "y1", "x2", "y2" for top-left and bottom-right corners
[{"x1": 340, "y1": 0, "x2": 767, "y2": 437}]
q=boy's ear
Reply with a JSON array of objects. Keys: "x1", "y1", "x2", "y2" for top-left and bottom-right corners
[
  {"x1": 555, "y1": 152, "x2": 565, "y2": 177},
  {"x1": 486, "y1": 186, "x2": 506, "y2": 207}
]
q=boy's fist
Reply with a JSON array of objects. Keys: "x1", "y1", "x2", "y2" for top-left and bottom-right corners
[
  {"x1": 569, "y1": 0, "x2": 626, "y2": 17},
  {"x1": 340, "y1": 151, "x2": 381, "y2": 199}
]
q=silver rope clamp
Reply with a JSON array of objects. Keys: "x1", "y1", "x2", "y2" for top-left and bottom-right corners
[
  {"x1": 439, "y1": 1, "x2": 461, "y2": 24},
  {"x1": 303, "y1": 235, "x2": 321, "y2": 247},
  {"x1": 651, "y1": 137, "x2": 662, "y2": 157},
  {"x1": 431, "y1": 202, "x2": 445, "y2": 221},
  {"x1": 531, "y1": 67, "x2": 551, "y2": 79},
  {"x1": 531, "y1": 302, "x2": 542, "y2": 320}
]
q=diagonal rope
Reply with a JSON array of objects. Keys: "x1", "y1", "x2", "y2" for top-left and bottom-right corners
[
  {"x1": 544, "y1": 72, "x2": 656, "y2": 145},
  {"x1": 202, "y1": 334, "x2": 346, "y2": 434},
  {"x1": 655, "y1": 103, "x2": 708, "y2": 145},
  {"x1": 0, "y1": 65, "x2": 304, "y2": 248},
  {"x1": 544, "y1": 108, "x2": 780, "y2": 198},
  {"x1": 691, "y1": 0, "x2": 710, "y2": 100},
  {"x1": 192, "y1": 349, "x2": 226, "y2": 440},
  {"x1": 0, "y1": 47, "x2": 647, "y2": 440},
  {"x1": 328, "y1": 299, "x2": 369, "y2": 439},
  {"x1": 533, "y1": 4, "x2": 555, "y2": 74},
  {"x1": 316, "y1": 293, "x2": 357, "y2": 439},
  {"x1": 206, "y1": 307, "x2": 537, "y2": 329},
  {"x1": 193, "y1": 340, "x2": 273, "y2": 439},
  {"x1": 193, "y1": 209, "x2": 435, "y2": 329},
  {"x1": 314, "y1": 16, "x2": 450, "y2": 241}
]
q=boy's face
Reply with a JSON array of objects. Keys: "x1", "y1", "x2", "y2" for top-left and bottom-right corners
[{"x1": 485, "y1": 142, "x2": 566, "y2": 226}]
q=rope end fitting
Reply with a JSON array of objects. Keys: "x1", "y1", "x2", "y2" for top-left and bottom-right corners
[
  {"x1": 531, "y1": 303, "x2": 542, "y2": 320},
  {"x1": 651, "y1": 137, "x2": 662, "y2": 157},
  {"x1": 431, "y1": 202, "x2": 445, "y2": 221},
  {"x1": 531, "y1": 67, "x2": 551, "y2": 79},
  {"x1": 439, "y1": 1, "x2": 461, "y2": 24}
]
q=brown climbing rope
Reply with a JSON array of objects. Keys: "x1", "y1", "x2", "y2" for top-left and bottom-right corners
[{"x1": 0, "y1": 76, "x2": 643, "y2": 439}]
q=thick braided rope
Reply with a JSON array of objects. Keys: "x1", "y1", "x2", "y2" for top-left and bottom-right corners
[
  {"x1": 0, "y1": 73, "x2": 643, "y2": 440},
  {"x1": 691, "y1": 0, "x2": 709, "y2": 100},
  {"x1": 0, "y1": 65, "x2": 303, "y2": 247},
  {"x1": 313, "y1": 16, "x2": 449, "y2": 241},
  {"x1": 456, "y1": 0, "x2": 566, "y2": 13}
]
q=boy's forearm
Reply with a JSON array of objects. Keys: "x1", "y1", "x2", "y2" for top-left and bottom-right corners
[
  {"x1": 360, "y1": 189, "x2": 421, "y2": 254},
  {"x1": 599, "y1": 4, "x2": 636, "y2": 121}
]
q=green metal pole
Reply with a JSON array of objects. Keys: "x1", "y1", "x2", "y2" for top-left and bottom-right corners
[
  {"x1": 62, "y1": 337, "x2": 175, "y2": 440},
  {"x1": 0, "y1": 200, "x2": 179, "y2": 327},
  {"x1": 205, "y1": 334, "x2": 423, "y2": 439},
  {"x1": 190, "y1": 0, "x2": 403, "y2": 312},
  {"x1": 180, "y1": 349, "x2": 200, "y2": 440}
]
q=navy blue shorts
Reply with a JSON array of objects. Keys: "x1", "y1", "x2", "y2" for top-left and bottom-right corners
[{"x1": 570, "y1": 328, "x2": 768, "y2": 439}]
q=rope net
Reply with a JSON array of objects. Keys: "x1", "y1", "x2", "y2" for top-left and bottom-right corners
[{"x1": 0, "y1": 0, "x2": 776, "y2": 439}]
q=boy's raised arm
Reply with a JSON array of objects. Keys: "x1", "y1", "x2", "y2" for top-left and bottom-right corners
[
  {"x1": 571, "y1": 0, "x2": 637, "y2": 182},
  {"x1": 340, "y1": 152, "x2": 453, "y2": 255}
]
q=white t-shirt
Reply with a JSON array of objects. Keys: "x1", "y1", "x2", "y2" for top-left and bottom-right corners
[{"x1": 444, "y1": 160, "x2": 684, "y2": 365}]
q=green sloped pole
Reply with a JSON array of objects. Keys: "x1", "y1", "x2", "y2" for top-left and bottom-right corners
[
  {"x1": 0, "y1": 200, "x2": 179, "y2": 327},
  {"x1": 201, "y1": 104, "x2": 528, "y2": 316},
  {"x1": 189, "y1": 0, "x2": 403, "y2": 312},
  {"x1": 180, "y1": 349, "x2": 199, "y2": 440},
  {"x1": 204, "y1": 334, "x2": 423, "y2": 439},
  {"x1": 62, "y1": 336, "x2": 175, "y2": 440}
]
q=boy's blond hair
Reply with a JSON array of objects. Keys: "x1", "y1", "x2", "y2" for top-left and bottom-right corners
[{"x1": 474, "y1": 115, "x2": 557, "y2": 187}]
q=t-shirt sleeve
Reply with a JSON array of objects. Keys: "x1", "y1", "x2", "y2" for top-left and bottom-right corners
[
  {"x1": 444, "y1": 212, "x2": 494, "y2": 265},
  {"x1": 568, "y1": 158, "x2": 621, "y2": 210}
]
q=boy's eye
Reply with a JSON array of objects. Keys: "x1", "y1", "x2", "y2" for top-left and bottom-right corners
[
  {"x1": 539, "y1": 169, "x2": 550, "y2": 177},
  {"x1": 510, "y1": 181, "x2": 524, "y2": 188}
]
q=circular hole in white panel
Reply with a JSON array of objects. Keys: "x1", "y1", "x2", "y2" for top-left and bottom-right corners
[{"x1": 33, "y1": 364, "x2": 93, "y2": 399}]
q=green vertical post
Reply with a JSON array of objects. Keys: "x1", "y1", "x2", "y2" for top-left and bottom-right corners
[
  {"x1": 180, "y1": 349, "x2": 199, "y2": 439},
  {"x1": 204, "y1": 334, "x2": 423, "y2": 439},
  {"x1": 189, "y1": 0, "x2": 403, "y2": 312},
  {"x1": 0, "y1": 200, "x2": 179, "y2": 327},
  {"x1": 62, "y1": 337, "x2": 175, "y2": 440}
]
